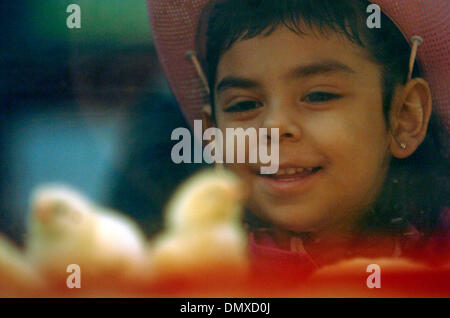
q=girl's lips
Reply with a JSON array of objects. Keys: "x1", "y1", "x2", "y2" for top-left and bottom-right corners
[{"x1": 256, "y1": 167, "x2": 322, "y2": 195}]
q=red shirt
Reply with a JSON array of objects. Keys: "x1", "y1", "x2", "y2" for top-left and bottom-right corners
[{"x1": 247, "y1": 207, "x2": 450, "y2": 276}]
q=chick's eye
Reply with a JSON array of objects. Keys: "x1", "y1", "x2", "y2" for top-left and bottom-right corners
[
  {"x1": 225, "y1": 101, "x2": 262, "y2": 113},
  {"x1": 303, "y1": 92, "x2": 341, "y2": 103}
]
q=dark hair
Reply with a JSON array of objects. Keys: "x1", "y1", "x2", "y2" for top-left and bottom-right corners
[
  {"x1": 198, "y1": 0, "x2": 416, "y2": 121},
  {"x1": 197, "y1": 0, "x2": 449, "y2": 239}
]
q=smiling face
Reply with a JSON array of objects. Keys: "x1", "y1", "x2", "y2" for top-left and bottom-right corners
[{"x1": 212, "y1": 26, "x2": 393, "y2": 234}]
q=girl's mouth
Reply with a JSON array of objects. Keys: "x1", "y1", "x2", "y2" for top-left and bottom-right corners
[
  {"x1": 256, "y1": 166, "x2": 322, "y2": 195},
  {"x1": 267, "y1": 167, "x2": 321, "y2": 180}
]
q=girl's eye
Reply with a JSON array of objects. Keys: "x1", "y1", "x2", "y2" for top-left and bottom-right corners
[
  {"x1": 224, "y1": 101, "x2": 263, "y2": 113},
  {"x1": 303, "y1": 92, "x2": 341, "y2": 103}
]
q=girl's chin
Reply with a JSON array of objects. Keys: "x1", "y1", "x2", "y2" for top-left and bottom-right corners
[
  {"x1": 251, "y1": 202, "x2": 331, "y2": 233},
  {"x1": 272, "y1": 216, "x2": 328, "y2": 233}
]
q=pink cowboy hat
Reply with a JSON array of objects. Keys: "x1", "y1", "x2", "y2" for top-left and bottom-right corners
[{"x1": 147, "y1": 0, "x2": 449, "y2": 138}]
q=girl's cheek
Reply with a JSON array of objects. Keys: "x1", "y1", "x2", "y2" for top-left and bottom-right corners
[
  {"x1": 303, "y1": 116, "x2": 351, "y2": 153},
  {"x1": 306, "y1": 114, "x2": 385, "y2": 175}
]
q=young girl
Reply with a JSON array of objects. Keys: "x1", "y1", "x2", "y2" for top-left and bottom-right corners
[{"x1": 149, "y1": 0, "x2": 449, "y2": 270}]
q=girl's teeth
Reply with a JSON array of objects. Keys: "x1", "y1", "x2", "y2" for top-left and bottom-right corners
[
  {"x1": 287, "y1": 168, "x2": 296, "y2": 175},
  {"x1": 274, "y1": 167, "x2": 316, "y2": 176}
]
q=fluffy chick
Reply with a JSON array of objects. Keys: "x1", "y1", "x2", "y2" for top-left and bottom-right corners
[
  {"x1": 0, "y1": 234, "x2": 44, "y2": 296},
  {"x1": 25, "y1": 185, "x2": 147, "y2": 282},
  {"x1": 151, "y1": 169, "x2": 249, "y2": 278}
]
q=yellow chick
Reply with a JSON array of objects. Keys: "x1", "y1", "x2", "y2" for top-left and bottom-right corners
[
  {"x1": 0, "y1": 234, "x2": 44, "y2": 296},
  {"x1": 151, "y1": 169, "x2": 249, "y2": 279},
  {"x1": 25, "y1": 185, "x2": 147, "y2": 285}
]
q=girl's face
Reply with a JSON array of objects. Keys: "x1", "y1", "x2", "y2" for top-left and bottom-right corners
[{"x1": 213, "y1": 26, "x2": 393, "y2": 234}]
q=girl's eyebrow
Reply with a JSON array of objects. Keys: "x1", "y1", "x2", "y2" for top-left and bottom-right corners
[
  {"x1": 215, "y1": 59, "x2": 355, "y2": 95},
  {"x1": 286, "y1": 60, "x2": 356, "y2": 79},
  {"x1": 216, "y1": 77, "x2": 261, "y2": 96}
]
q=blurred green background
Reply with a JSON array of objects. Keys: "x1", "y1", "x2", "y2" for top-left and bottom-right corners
[
  {"x1": 9, "y1": 0, "x2": 153, "y2": 47},
  {"x1": 0, "y1": 1, "x2": 203, "y2": 243}
]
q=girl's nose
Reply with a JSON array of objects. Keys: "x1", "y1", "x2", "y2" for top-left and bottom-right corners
[{"x1": 260, "y1": 101, "x2": 302, "y2": 142}]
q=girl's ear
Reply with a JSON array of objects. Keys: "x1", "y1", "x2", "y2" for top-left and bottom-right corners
[{"x1": 389, "y1": 78, "x2": 432, "y2": 159}]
